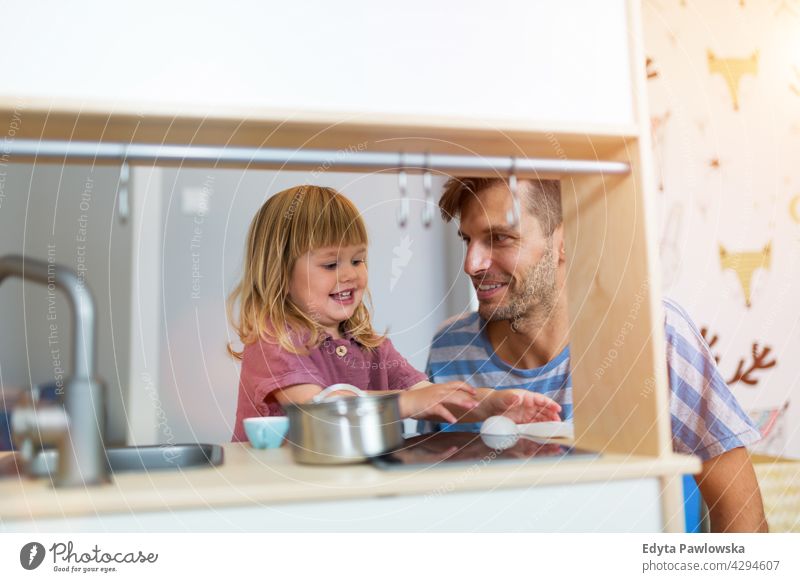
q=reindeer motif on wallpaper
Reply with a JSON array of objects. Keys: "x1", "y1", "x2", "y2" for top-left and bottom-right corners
[
  {"x1": 719, "y1": 241, "x2": 771, "y2": 308},
  {"x1": 707, "y1": 49, "x2": 759, "y2": 111},
  {"x1": 700, "y1": 327, "x2": 777, "y2": 387}
]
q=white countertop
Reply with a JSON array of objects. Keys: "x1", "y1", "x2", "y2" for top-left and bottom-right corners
[{"x1": 0, "y1": 443, "x2": 700, "y2": 521}]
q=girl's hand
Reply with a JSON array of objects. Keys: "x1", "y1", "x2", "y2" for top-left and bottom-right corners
[
  {"x1": 399, "y1": 381, "x2": 479, "y2": 423},
  {"x1": 484, "y1": 389, "x2": 562, "y2": 424}
]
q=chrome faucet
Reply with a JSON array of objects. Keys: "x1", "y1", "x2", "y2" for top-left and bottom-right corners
[{"x1": 0, "y1": 254, "x2": 109, "y2": 486}]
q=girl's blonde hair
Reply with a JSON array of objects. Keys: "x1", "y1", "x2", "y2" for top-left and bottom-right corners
[{"x1": 227, "y1": 185, "x2": 384, "y2": 359}]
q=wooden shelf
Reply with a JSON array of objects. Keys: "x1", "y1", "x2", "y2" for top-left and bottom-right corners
[{"x1": 1, "y1": 98, "x2": 639, "y2": 166}]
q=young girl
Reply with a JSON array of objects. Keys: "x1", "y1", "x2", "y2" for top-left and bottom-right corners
[{"x1": 228, "y1": 185, "x2": 560, "y2": 442}]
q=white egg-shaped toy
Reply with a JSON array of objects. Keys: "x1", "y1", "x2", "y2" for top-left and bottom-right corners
[
  {"x1": 480, "y1": 415, "x2": 518, "y2": 437},
  {"x1": 480, "y1": 432, "x2": 519, "y2": 451}
]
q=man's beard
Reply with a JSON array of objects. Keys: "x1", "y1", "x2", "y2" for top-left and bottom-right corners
[{"x1": 477, "y1": 240, "x2": 558, "y2": 329}]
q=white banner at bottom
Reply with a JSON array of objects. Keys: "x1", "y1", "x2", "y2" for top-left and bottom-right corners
[{"x1": 1, "y1": 533, "x2": 798, "y2": 581}]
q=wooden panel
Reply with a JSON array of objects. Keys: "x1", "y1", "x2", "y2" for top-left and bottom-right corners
[
  {"x1": 561, "y1": 140, "x2": 672, "y2": 458},
  {"x1": 560, "y1": 0, "x2": 674, "y2": 459},
  {"x1": 0, "y1": 101, "x2": 637, "y2": 167}
]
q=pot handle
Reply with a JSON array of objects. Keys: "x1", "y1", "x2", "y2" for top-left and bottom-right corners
[{"x1": 312, "y1": 383, "x2": 366, "y2": 403}]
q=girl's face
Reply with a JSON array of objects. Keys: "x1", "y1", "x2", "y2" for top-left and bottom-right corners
[{"x1": 289, "y1": 244, "x2": 368, "y2": 334}]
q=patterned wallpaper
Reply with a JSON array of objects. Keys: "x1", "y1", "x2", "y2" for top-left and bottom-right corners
[{"x1": 643, "y1": 0, "x2": 800, "y2": 457}]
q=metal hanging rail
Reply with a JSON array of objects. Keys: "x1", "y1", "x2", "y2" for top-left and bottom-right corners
[
  {"x1": 8, "y1": 138, "x2": 631, "y2": 227},
  {"x1": 7, "y1": 139, "x2": 631, "y2": 176}
]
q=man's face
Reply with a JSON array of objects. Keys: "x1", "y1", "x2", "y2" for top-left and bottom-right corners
[{"x1": 457, "y1": 182, "x2": 562, "y2": 323}]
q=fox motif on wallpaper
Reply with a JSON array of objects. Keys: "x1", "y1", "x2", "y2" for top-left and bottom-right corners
[
  {"x1": 719, "y1": 241, "x2": 771, "y2": 308},
  {"x1": 707, "y1": 49, "x2": 759, "y2": 111}
]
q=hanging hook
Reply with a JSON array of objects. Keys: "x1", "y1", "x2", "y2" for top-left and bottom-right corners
[
  {"x1": 118, "y1": 152, "x2": 130, "y2": 225},
  {"x1": 397, "y1": 151, "x2": 409, "y2": 228},
  {"x1": 421, "y1": 151, "x2": 434, "y2": 228},
  {"x1": 506, "y1": 156, "x2": 520, "y2": 227}
]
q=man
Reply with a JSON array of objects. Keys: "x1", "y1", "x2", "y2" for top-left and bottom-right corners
[{"x1": 426, "y1": 177, "x2": 768, "y2": 533}]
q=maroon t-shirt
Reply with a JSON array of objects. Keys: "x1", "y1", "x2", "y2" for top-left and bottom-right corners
[{"x1": 231, "y1": 330, "x2": 427, "y2": 442}]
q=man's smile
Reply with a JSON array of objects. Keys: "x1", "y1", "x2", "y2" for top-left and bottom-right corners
[{"x1": 473, "y1": 278, "x2": 510, "y2": 300}]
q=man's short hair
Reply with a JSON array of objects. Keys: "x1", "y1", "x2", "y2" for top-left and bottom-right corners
[{"x1": 439, "y1": 177, "x2": 563, "y2": 236}]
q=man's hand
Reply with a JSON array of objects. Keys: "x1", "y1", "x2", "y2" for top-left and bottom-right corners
[
  {"x1": 399, "y1": 381, "x2": 479, "y2": 423},
  {"x1": 695, "y1": 446, "x2": 768, "y2": 532},
  {"x1": 479, "y1": 388, "x2": 562, "y2": 424},
  {"x1": 402, "y1": 383, "x2": 561, "y2": 425},
  {"x1": 428, "y1": 385, "x2": 562, "y2": 424}
]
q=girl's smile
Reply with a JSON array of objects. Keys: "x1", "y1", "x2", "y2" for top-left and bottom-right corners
[
  {"x1": 289, "y1": 244, "x2": 368, "y2": 337},
  {"x1": 329, "y1": 288, "x2": 356, "y2": 305}
]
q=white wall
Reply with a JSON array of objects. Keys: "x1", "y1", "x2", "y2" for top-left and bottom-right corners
[
  {"x1": 153, "y1": 168, "x2": 467, "y2": 444},
  {"x1": 0, "y1": 163, "x2": 132, "y2": 445}
]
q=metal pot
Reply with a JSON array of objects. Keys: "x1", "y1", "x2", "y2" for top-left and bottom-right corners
[{"x1": 284, "y1": 384, "x2": 403, "y2": 465}]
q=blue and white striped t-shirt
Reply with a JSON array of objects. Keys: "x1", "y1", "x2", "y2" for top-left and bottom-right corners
[{"x1": 425, "y1": 298, "x2": 761, "y2": 461}]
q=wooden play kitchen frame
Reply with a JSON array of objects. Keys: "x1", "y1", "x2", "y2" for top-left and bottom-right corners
[{"x1": 0, "y1": 1, "x2": 693, "y2": 531}]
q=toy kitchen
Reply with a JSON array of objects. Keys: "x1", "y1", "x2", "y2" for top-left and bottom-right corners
[{"x1": 0, "y1": 0, "x2": 701, "y2": 534}]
